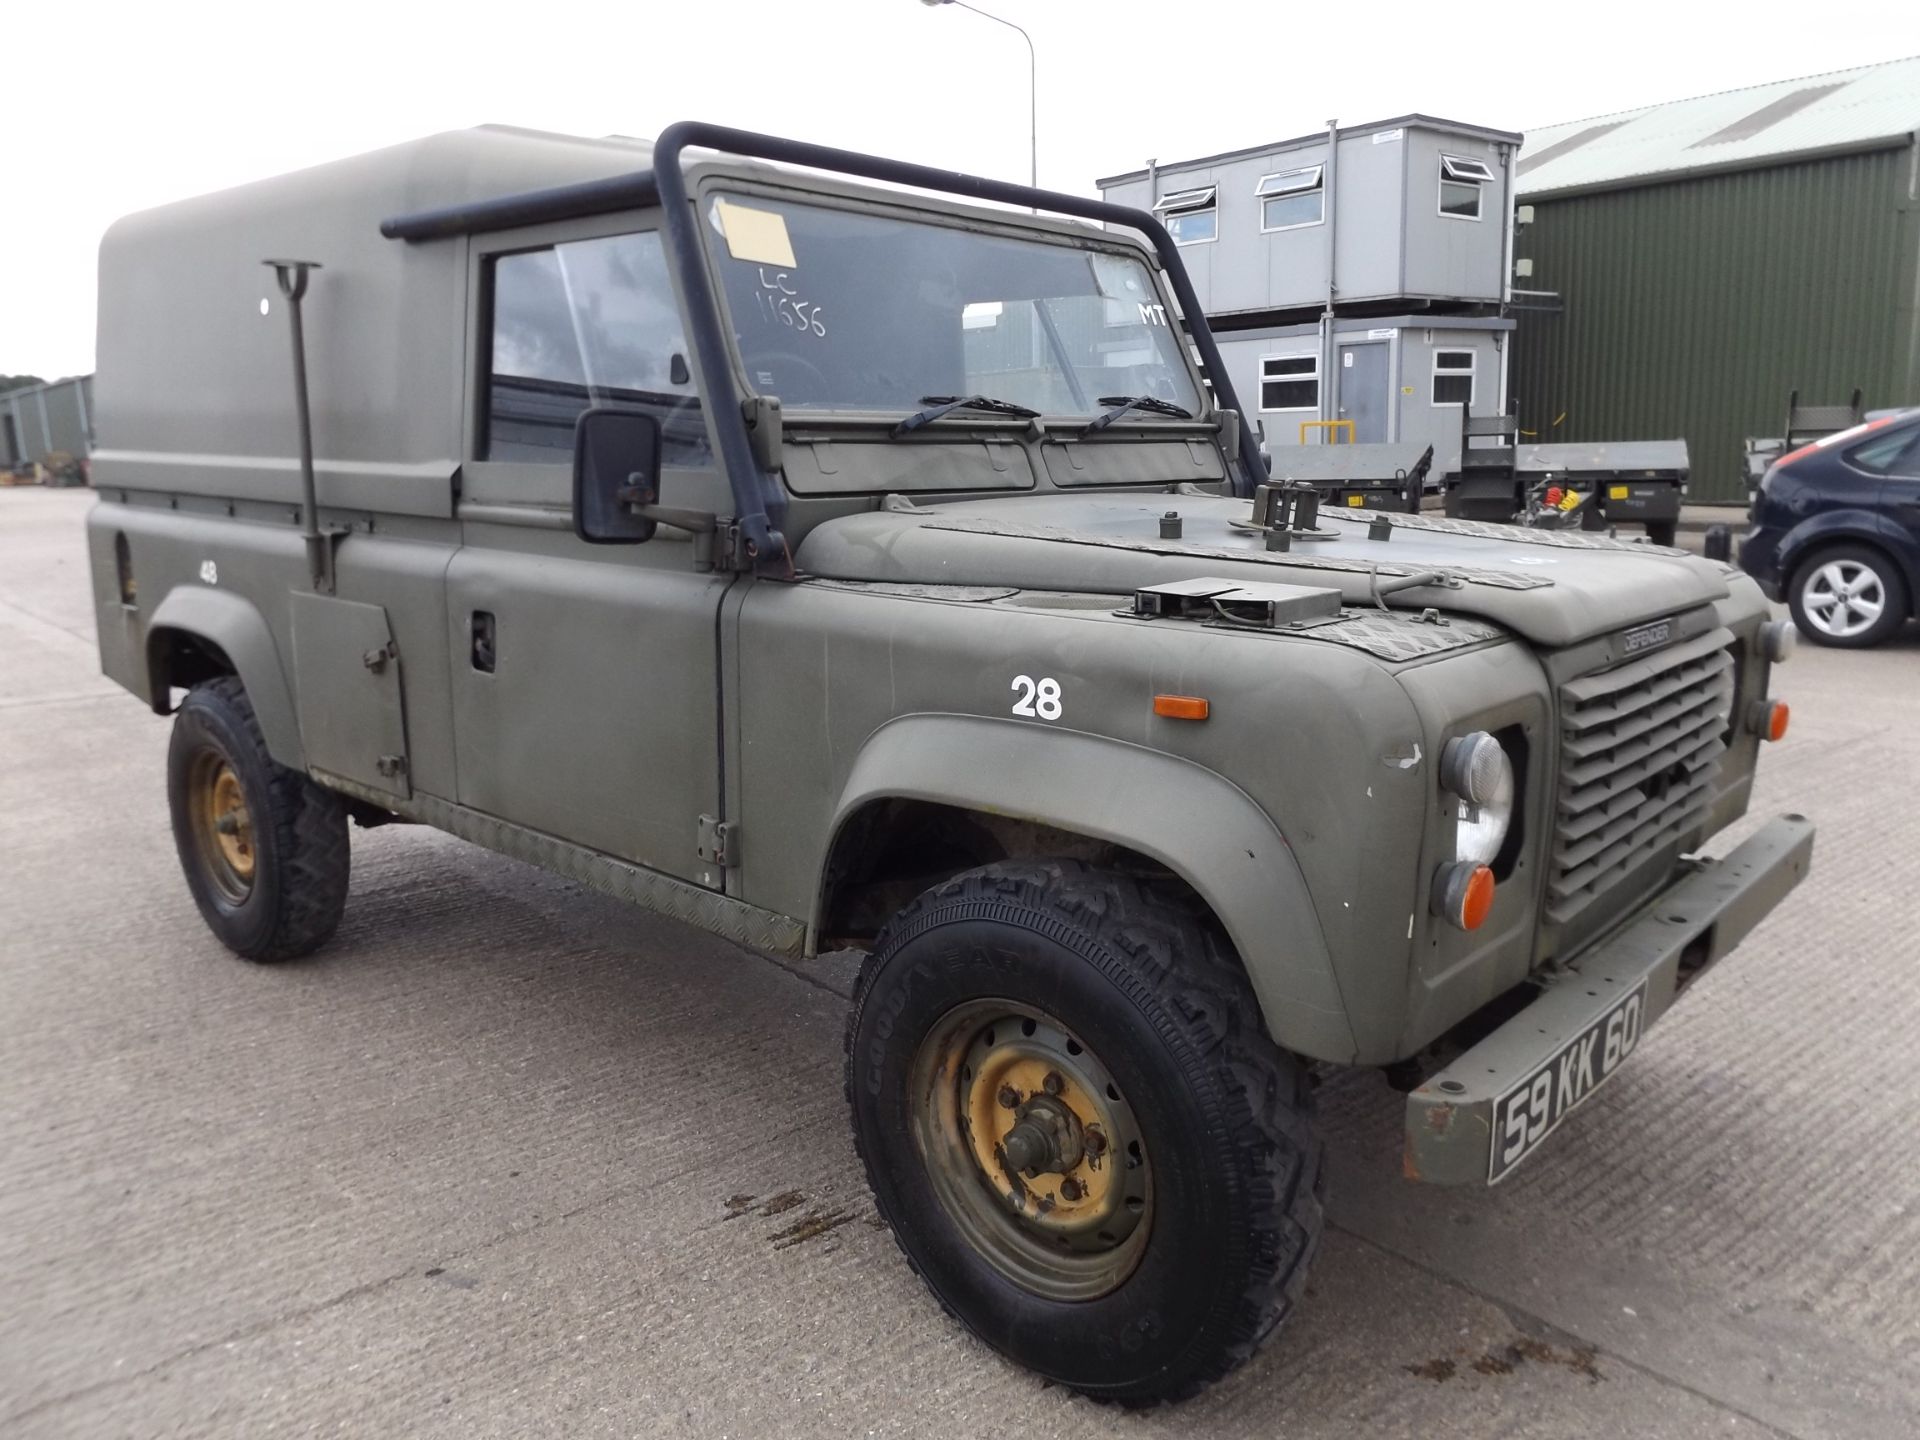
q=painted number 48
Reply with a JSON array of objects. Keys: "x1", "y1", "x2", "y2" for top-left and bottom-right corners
[{"x1": 1011, "y1": 674, "x2": 1063, "y2": 721}]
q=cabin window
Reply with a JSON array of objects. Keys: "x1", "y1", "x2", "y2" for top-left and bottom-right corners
[
  {"x1": 1438, "y1": 155, "x2": 1493, "y2": 220},
  {"x1": 1433, "y1": 349, "x2": 1476, "y2": 406},
  {"x1": 1256, "y1": 167, "x2": 1324, "y2": 231},
  {"x1": 1153, "y1": 186, "x2": 1217, "y2": 245},
  {"x1": 1260, "y1": 354, "x2": 1318, "y2": 411},
  {"x1": 483, "y1": 230, "x2": 710, "y2": 465}
]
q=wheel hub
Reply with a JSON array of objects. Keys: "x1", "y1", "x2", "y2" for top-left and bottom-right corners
[{"x1": 999, "y1": 1093, "x2": 1085, "y2": 1177}]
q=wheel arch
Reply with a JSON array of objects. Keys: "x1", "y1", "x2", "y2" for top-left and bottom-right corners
[
  {"x1": 815, "y1": 714, "x2": 1358, "y2": 1064},
  {"x1": 1779, "y1": 514, "x2": 1919, "y2": 616},
  {"x1": 146, "y1": 585, "x2": 307, "y2": 770}
]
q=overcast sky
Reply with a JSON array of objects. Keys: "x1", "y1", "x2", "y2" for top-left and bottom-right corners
[{"x1": 3, "y1": 0, "x2": 1915, "y2": 380}]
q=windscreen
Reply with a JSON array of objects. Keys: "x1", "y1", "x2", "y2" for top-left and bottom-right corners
[{"x1": 702, "y1": 192, "x2": 1201, "y2": 416}]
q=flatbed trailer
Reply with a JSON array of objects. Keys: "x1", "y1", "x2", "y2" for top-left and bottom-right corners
[
  {"x1": 1742, "y1": 389, "x2": 1865, "y2": 504},
  {"x1": 1263, "y1": 441, "x2": 1433, "y2": 514},
  {"x1": 1445, "y1": 412, "x2": 1687, "y2": 545}
]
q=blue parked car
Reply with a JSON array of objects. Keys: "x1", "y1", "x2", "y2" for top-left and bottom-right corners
[{"x1": 1741, "y1": 407, "x2": 1920, "y2": 648}]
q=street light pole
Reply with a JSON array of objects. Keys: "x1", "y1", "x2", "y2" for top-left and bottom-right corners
[{"x1": 920, "y1": 0, "x2": 1036, "y2": 190}]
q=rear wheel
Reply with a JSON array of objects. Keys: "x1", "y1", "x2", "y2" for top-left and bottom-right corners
[
  {"x1": 1789, "y1": 544, "x2": 1907, "y2": 648},
  {"x1": 845, "y1": 859, "x2": 1324, "y2": 1404},
  {"x1": 168, "y1": 676, "x2": 350, "y2": 960}
]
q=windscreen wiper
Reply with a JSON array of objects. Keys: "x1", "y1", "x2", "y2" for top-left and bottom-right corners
[
  {"x1": 892, "y1": 394, "x2": 1041, "y2": 437},
  {"x1": 1082, "y1": 394, "x2": 1195, "y2": 436}
]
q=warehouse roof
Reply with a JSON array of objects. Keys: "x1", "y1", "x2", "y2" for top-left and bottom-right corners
[{"x1": 1516, "y1": 55, "x2": 1920, "y2": 198}]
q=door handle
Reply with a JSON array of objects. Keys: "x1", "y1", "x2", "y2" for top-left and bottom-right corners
[{"x1": 470, "y1": 611, "x2": 496, "y2": 673}]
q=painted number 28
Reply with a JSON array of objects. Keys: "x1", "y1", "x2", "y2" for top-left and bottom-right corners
[{"x1": 1011, "y1": 674, "x2": 1063, "y2": 721}]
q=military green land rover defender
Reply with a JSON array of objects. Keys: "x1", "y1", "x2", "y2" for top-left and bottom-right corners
[{"x1": 87, "y1": 121, "x2": 1812, "y2": 1403}]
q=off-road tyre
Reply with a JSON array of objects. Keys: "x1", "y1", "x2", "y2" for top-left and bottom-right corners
[
  {"x1": 1789, "y1": 542, "x2": 1909, "y2": 649},
  {"x1": 167, "y1": 676, "x2": 350, "y2": 960},
  {"x1": 844, "y1": 859, "x2": 1324, "y2": 1405}
]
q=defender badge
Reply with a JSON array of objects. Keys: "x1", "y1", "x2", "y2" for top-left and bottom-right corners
[{"x1": 1622, "y1": 618, "x2": 1672, "y2": 655}]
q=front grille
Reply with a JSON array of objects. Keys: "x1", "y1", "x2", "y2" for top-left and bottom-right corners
[{"x1": 1547, "y1": 626, "x2": 1735, "y2": 925}]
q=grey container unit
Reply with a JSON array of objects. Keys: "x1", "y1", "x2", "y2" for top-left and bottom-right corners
[
  {"x1": 1099, "y1": 116, "x2": 1520, "y2": 478},
  {"x1": 1098, "y1": 116, "x2": 1520, "y2": 316},
  {"x1": 1213, "y1": 314, "x2": 1506, "y2": 473}
]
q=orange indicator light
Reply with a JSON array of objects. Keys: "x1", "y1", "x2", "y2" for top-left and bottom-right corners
[
  {"x1": 1153, "y1": 694, "x2": 1210, "y2": 721},
  {"x1": 1460, "y1": 866, "x2": 1496, "y2": 930}
]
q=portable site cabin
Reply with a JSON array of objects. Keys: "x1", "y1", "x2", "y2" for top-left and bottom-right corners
[{"x1": 1098, "y1": 116, "x2": 1522, "y2": 479}]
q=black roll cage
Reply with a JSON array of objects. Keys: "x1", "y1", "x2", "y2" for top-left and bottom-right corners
[{"x1": 384, "y1": 120, "x2": 1265, "y2": 572}]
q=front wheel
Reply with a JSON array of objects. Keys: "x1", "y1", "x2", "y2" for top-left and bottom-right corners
[
  {"x1": 1789, "y1": 544, "x2": 1908, "y2": 648},
  {"x1": 167, "y1": 676, "x2": 351, "y2": 960},
  {"x1": 844, "y1": 860, "x2": 1324, "y2": 1404}
]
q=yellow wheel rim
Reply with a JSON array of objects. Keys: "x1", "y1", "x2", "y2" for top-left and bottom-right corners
[
  {"x1": 189, "y1": 752, "x2": 256, "y2": 903},
  {"x1": 209, "y1": 767, "x2": 255, "y2": 878},
  {"x1": 910, "y1": 1000, "x2": 1152, "y2": 1301}
]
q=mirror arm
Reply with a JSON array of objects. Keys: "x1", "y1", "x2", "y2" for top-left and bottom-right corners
[
  {"x1": 615, "y1": 473, "x2": 717, "y2": 534},
  {"x1": 628, "y1": 504, "x2": 717, "y2": 534}
]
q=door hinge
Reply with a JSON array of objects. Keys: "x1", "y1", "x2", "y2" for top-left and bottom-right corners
[
  {"x1": 362, "y1": 640, "x2": 398, "y2": 673},
  {"x1": 712, "y1": 521, "x2": 746, "y2": 573},
  {"x1": 376, "y1": 754, "x2": 409, "y2": 779},
  {"x1": 696, "y1": 814, "x2": 736, "y2": 867}
]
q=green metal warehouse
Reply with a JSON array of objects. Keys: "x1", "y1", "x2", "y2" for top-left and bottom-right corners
[{"x1": 1511, "y1": 57, "x2": 1920, "y2": 503}]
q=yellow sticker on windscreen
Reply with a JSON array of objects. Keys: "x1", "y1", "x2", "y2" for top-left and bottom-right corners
[{"x1": 713, "y1": 198, "x2": 797, "y2": 268}]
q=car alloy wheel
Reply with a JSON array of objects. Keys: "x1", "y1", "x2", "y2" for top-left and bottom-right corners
[{"x1": 1801, "y1": 559, "x2": 1886, "y2": 640}]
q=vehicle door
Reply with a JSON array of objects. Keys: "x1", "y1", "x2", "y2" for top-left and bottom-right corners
[
  {"x1": 447, "y1": 213, "x2": 733, "y2": 885},
  {"x1": 1335, "y1": 340, "x2": 1390, "y2": 443}
]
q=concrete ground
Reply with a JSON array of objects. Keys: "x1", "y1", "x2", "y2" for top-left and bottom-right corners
[{"x1": 2, "y1": 485, "x2": 1916, "y2": 1439}]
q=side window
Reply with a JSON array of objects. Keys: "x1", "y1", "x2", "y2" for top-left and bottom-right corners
[
  {"x1": 1153, "y1": 186, "x2": 1218, "y2": 245},
  {"x1": 1261, "y1": 355, "x2": 1319, "y2": 411},
  {"x1": 484, "y1": 230, "x2": 710, "y2": 466},
  {"x1": 1433, "y1": 349, "x2": 1475, "y2": 406},
  {"x1": 1256, "y1": 166, "x2": 1324, "y2": 231},
  {"x1": 1846, "y1": 426, "x2": 1920, "y2": 478},
  {"x1": 1439, "y1": 155, "x2": 1493, "y2": 220}
]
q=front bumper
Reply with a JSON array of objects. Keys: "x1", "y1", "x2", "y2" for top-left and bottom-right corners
[{"x1": 1403, "y1": 814, "x2": 1815, "y2": 1185}]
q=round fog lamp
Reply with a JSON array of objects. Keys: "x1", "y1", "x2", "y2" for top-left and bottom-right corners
[{"x1": 1442, "y1": 732, "x2": 1514, "y2": 865}]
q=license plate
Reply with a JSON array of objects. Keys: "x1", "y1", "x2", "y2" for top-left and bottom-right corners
[{"x1": 1488, "y1": 980, "x2": 1648, "y2": 1183}]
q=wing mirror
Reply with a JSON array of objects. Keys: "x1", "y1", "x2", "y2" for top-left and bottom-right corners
[{"x1": 573, "y1": 407, "x2": 663, "y2": 544}]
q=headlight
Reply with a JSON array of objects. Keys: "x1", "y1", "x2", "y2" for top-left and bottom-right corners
[
  {"x1": 1761, "y1": 619, "x2": 1796, "y2": 663},
  {"x1": 1442, "y1": 731, "x2": 1514, "y2": 865}
]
